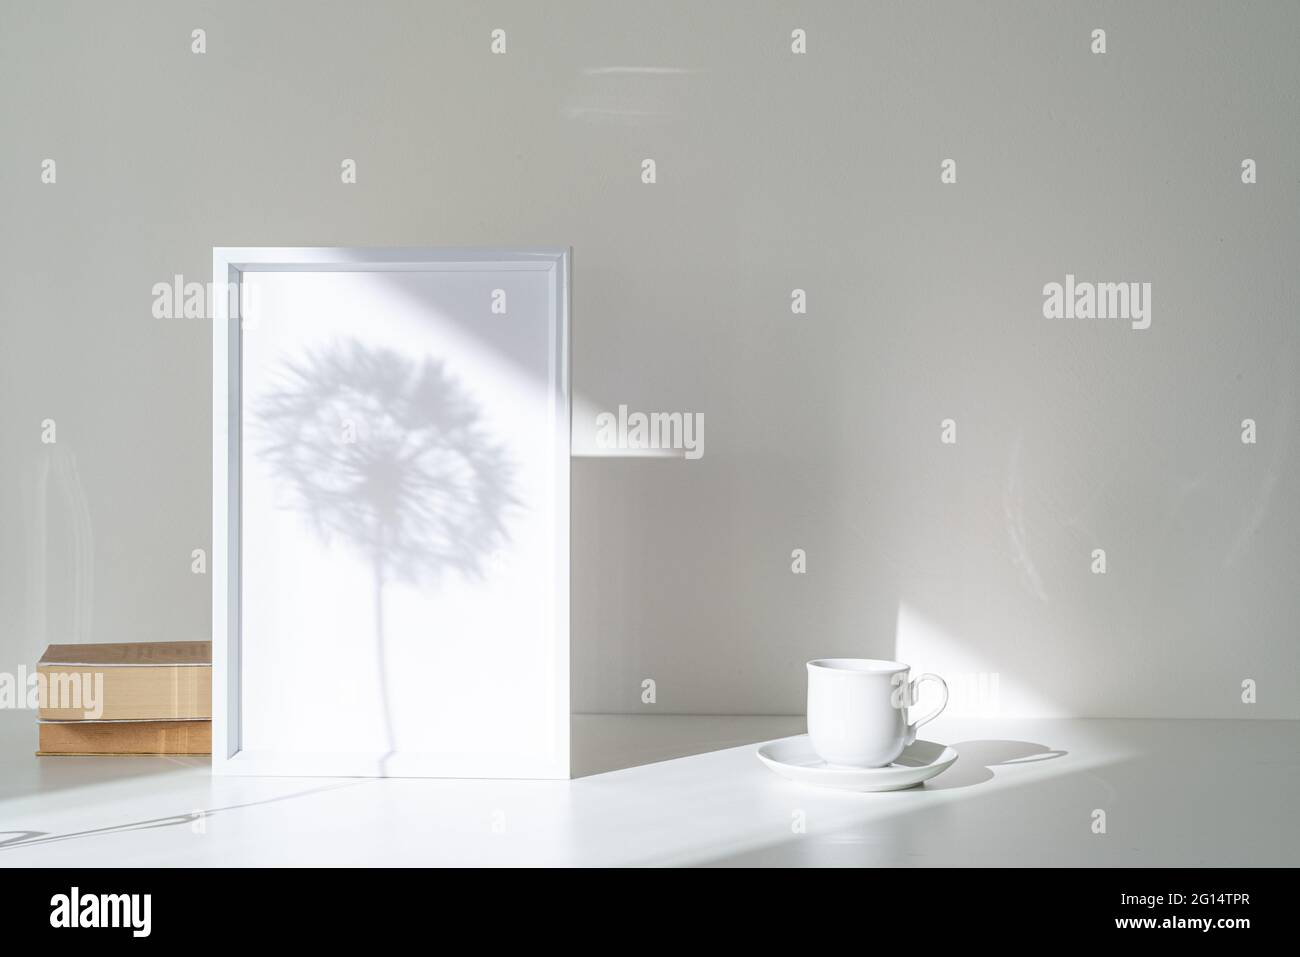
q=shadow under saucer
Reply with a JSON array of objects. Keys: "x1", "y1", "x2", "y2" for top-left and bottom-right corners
[{"x1": 919, "y1": 739, "x2": 1068, "y2": 790}]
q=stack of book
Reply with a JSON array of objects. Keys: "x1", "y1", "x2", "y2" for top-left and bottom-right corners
[{"x1": 36, "y1": 641, "x2": 212, "y2": 755}]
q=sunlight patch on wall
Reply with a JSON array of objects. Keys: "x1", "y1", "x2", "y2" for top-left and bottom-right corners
[{"x1": 893, "y1": 602, "x2": 1066, "y2": 718}]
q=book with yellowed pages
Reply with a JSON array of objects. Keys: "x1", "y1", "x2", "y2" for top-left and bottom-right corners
[
  {"x1": 37, "y1": 640, "x2": 211, "y2": 721},
  {"x1": 37, "y1": 719, "x2": 211, "y2": 755}
]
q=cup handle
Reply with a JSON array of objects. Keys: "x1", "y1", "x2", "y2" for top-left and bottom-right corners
[{"x1": 904, "y1": 673, "x2": 948, "y2": 746}]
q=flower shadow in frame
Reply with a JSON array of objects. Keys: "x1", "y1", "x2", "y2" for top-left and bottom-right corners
[{"x1": 251, "y1": 340, "x2": 519, "y2": 771}]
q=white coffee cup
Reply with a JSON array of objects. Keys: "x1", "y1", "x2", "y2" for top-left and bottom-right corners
[{"x1": 806, "y1": 658, "x2": 949, "y2": 768}]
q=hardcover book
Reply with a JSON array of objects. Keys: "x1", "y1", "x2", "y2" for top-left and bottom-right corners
[
  {"x1": 36, "y1": 641, "x2": 212, "y2": 722},
  {"x1": 37, "y1": 719, "x2": 211, "y2": 756}
]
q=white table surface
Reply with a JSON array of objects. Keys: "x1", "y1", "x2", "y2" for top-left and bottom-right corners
[{"x1": 1, "y1": 713, "x2": 1296, "y2": 867}]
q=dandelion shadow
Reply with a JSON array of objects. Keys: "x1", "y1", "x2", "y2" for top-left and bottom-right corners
[{"x1": 253, "y1": 340, "x2": 518, "y2": 773}]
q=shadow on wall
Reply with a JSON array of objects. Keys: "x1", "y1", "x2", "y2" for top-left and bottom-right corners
[
  {"x1": 251, "y1": 341, "x2": 518, "y2": 769},
  {"x1": 18, "y1": 445, "x2": 95, "y2": 665}
]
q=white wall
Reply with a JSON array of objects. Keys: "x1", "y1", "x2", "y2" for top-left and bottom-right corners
[{"x1": 1, "y1": 1, "x2": 1296, "y2": 718}]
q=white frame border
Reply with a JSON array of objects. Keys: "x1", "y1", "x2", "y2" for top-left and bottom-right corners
[{"x1": 212, "y1": 247, "x2": 570, "y2": 778}]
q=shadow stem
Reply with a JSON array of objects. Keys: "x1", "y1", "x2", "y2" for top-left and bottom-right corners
[{"x1": 374, "y1": 543, "x2": 396, "y2": 772}]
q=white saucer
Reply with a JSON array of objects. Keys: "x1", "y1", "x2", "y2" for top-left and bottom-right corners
[{"x1": 756, "y1": 736, "x2": 958, "y2": 791}]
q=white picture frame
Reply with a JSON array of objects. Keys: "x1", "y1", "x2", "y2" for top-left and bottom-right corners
[{"x1": 212, "y1": 247, "x2": 570, "y2": 778}]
